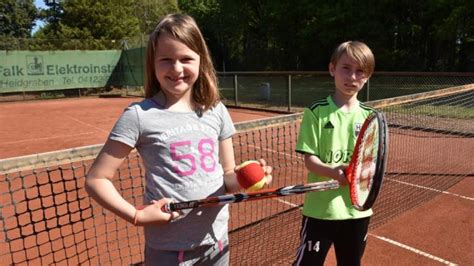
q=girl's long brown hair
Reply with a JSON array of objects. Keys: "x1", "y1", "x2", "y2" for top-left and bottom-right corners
[{"x1": 144, "y1": 14, "x2": 219, "y2": 111}]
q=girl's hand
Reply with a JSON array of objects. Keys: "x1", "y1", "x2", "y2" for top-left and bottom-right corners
[
  {"x1": 257, "y1": 158, "x2": 273, "y2": 185},
  {"x1": 134, "y1": 198, "x2": 180, "y2": 226}
]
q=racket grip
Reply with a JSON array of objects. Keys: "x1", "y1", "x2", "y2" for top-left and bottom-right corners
[
  {"x1": 136, "y1": 204, "x2": 174, "y2": 213},
  {"x1": 163, "y1": 203, "x2": 174, "y2": 213}
]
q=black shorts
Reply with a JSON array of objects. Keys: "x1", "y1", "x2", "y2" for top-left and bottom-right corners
[{"x1": 293, "y1": 216, "x2": 371, "y2": 266}]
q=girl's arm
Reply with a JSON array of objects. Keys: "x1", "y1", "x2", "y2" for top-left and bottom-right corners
[
  {"x1": 85, "y1": 139, "x2": 178, "y2": 225},
  {"x1": 86, "y1": 139, "x2": 136, "y2": 222},
  {"x1": 219, "y1": 137, "x2": 240, "y2": 193},
  {"x1": 304, "y1": 153, "x2": 348, "y2": 185}
]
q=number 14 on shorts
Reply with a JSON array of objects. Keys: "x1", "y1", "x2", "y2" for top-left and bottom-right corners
[{"x1": 307, "y1": 240, "x2": 320, "y2": 252}]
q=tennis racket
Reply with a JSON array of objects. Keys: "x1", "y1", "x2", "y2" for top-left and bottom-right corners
[
  {"x1": 164, "y1": 181, "x2": 340, "y2": 212},
  {"x1": 345, "y1": 111, "x2": 388, "y2": 210},
  {"x1": 162, "y1": 111, "x2": 388, "y2": 212}
]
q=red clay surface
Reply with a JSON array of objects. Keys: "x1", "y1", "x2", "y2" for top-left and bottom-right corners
[
  {"x1": 1, "y1": 97, "x2": 472, "y2": 265},
  {"x1": 0, "y1": 97, "x2": 276, "y2": 159}
]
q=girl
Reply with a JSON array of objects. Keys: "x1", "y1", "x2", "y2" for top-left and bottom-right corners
[{"x1": 85, "y1": 13, "x2": 271, "y2": 265}]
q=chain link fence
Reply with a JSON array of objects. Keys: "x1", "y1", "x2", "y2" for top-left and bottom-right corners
[
  {"x1": 218, "y1": 71, "x2": 474, "y2": 112},
  {"x1": 0, "y1": 36, "x2": 147, "y2": 50}
]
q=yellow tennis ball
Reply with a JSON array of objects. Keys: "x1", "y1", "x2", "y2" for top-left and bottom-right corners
[
  {"x1": 235, "y1": 160, "x2": 265, "y2": 190},
  {"x1": 246, "y1": 177, "x2": 266, "y2": 191}
]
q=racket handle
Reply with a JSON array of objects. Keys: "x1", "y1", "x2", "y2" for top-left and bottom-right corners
[
  {"x1": 163, "y1": 203, "x2": 173, "y2": 213},
  {"x1": 135, "y1": 204, "x2": 172, "y2": 213}
]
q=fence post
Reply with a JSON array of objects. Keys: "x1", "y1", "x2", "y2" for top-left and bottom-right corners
[
  {"x1": 365, "y1": 79, "x2": 370, "y2": 101},
  {"x1": 287, "y1": 74, "x2": 292, "y2": 112},
  {"x1": 234, "y1": 74, "x2": 239, "y2": 106}
]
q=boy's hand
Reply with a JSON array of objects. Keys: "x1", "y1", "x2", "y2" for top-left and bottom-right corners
[{"x1": 333, "y1": 165, "x2": 349, "y2": 186}]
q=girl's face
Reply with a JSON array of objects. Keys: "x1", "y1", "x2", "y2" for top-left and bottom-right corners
[
  {"x1": 154, "y1": 32, "x2": 200, "y2": 102},
  {"x1": 329, "y1": 52, "x2": 368, "y2": 98}
]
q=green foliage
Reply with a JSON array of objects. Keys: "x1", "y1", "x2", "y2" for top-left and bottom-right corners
[
  {"x1": 4, "y1": 0, "x2": 473, "y2": 71},
  {"x1": 0, "y1": 0, "x2": 38, "y2": 38},
  {"x1": 31, "y1": 0, "x2": 181, "y2": 50},
  {"x1": 180, "y1": 0, "x2": 473, "y2": 71},
  {"x1": 35, "y1": 0, "x2": 142, "y2": 49},
  {"x1": 60, "y1": 0, "x2": 140, "y2": 39},
  {"x1": 134, "y1": 0, "x2": 180, "y2": 35}
]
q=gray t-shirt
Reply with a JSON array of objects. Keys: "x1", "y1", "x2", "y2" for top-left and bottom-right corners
[{"x1": 109, "y1": 98, "x2": 236, "y2": 251}]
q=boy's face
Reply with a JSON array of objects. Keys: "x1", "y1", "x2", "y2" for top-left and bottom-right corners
[{"x1": 329, "y1": 53, "x2": 368, "y2": 98}]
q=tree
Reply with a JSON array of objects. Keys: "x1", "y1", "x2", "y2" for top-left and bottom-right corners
[
  {"x1": 25, "y1": 0, "x2": 473, "y2": 70},
  {"x1": 134, "y1": 0, "x2": 179, "y2": 35},
  {"x1": 35, "y1": 0, "x2": 141, "y2": 49},
  {"x1": 0, "y1": 0, "x2": 37, "y2": 37}
]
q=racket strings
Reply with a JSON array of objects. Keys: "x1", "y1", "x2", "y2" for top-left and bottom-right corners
[{"x1": 354, "y1": 120, "x2": 380, "y2": 200}]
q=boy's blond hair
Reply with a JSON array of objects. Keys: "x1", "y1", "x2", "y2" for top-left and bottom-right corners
[
  {"x1": 330, "y1": 41, "x2": 375, "y2": 78},
  {"x1": 144, "y1": 13, "x2": 219, "y2": 111}
]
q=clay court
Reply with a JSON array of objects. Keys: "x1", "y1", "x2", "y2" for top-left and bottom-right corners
[
  {"x1": 1, "y1": 96, "x2": 472, "y2": 265},
  {"x1": 0, "y1": 97, "x2": 279, "y2": 159}
]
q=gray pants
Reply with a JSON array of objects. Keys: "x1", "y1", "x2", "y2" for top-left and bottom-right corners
[{"x1": 145, "y1": 236, "x2": 229, "y2": 266}]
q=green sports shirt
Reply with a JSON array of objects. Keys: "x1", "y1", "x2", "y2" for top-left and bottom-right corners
[{"x1": 296, "y1": 95, "x2": 375, "y2": 220}]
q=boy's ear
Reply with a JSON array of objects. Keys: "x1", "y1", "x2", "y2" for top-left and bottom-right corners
[{"x1": 328, "y1": 63, "x2": 335, "y2": 77}]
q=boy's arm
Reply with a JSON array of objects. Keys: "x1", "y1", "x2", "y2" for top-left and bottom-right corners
[{"x1": 304, "y1": 153, "x2": 348, "y2": 185}]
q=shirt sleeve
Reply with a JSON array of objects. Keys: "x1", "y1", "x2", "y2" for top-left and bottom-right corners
[
  {"x1": 108, "y1": 104, "x2": 140, "y2": 148},
  {"x1": 217, "y1": 102, "x2": 236, "y2": 140},
  {"x1": 296, "y1": 108, "x2": 319, "y2": 156}
]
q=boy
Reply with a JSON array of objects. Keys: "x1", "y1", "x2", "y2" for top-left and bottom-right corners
[{"x1": 293, "y1": 41, "x2": 376, "y2": 266}]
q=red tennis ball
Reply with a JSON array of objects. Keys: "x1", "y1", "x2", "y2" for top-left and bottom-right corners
[{"x1": 236, "y1": 160, "x2": 265, "y2": 191}]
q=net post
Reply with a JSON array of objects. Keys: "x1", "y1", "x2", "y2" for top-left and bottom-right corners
[
  {"x1": 366, "y1": 79, "x2": 370, "y2": 101},
  {"x1": 287, "y1": 74, "x2": 292, "y2": 112},
  {"x1": 234, "y1": 74, "x2": 239, "y2": 106}
]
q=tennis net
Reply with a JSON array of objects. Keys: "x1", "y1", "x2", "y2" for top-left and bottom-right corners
[{"x1": 1, "y1": 85, "x2": 472, "y2": 265}]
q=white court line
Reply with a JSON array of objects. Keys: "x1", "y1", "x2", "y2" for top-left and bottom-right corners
[
  {"x1": 249, "y1": 145, "x2": 473, "y2": 201},
  {"x1": 249, "y1": 144, "x2": 303, "y2": 208},
  {"x1": 369, "y1": 234, "x2": 458, "y2": 265},
  {"x1": 247, "y1": 144, "x2": 303, "y2": 208},
  {"x1": 274, "y1": 198, "x2": 300, "y2": 208},
  {"x1": 274, "y1": 195, "x2": 460, "y2": 265},
  {"x1": 1, "y1": 115, "x2": 109, "y2": 146},
  {"x1": 387, "y1": 178, "x2": 474, "y2": 201},
  {"x1": 245, "y1": 144, "x2": 300, "y2": 160},
  {"x1": 65, "y1": 115, "x2": 110, "y2": 133},
  {"x1": 0, "y1": 132, "x2": 99, "y2": 146},
  {"x1": 246, "y1": 143, "x2": 467, "y2": 265}
]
